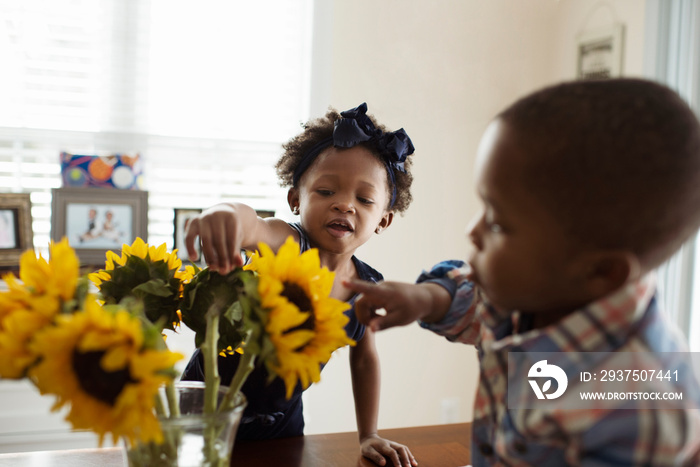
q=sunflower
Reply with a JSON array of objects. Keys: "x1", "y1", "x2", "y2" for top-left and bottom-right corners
[
  {"x1": 244, "y1": 237, "x2": 354, "y2": 399},
  {"x1": 179, "y1": 267, "x2": 254, "y2": 353},
  {"x1": 19, "y1": 237, "x2": 80, "y2": 302},
  {"x1": 29, "y1": 295, "x2": 183, "y2": 446},
  {"x1": 0, "y1": 239, "x2": 84, "y2": 378},
  {"x1": 90, "y1": 238, "x2": 193, "y2": 330}
]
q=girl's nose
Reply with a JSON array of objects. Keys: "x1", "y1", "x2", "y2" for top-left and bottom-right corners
[
  {"x1": 333, "y1": 197, "x2": 355, "y2": 214},
  {"x1": 333, "y1": 195, "x2": 355, "y2": 213}
]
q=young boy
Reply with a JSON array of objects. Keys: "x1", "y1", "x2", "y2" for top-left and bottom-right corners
[{"x1": 346, "y1": 79, "x2": 700, "y2": 466}]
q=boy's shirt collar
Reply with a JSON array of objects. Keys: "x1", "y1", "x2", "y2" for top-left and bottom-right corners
[{"x1": 481, "y1": 273, "x2": 657, "y2": 353}]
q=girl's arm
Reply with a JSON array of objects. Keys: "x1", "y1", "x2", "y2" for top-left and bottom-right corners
[
  {"x1": 184, "y1": 202, "x2": 296, "y2": 274},
  {"x1": 350, "y1": 329, "x2": 417, "y2": 467}
]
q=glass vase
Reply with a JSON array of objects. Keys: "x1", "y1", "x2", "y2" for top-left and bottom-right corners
[{"x1": 124, "y1": 381, "x2": 246, "y2": 467}]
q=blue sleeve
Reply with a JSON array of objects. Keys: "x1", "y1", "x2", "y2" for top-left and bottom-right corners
[{"x1": 416, "y1": 260, "x2": 482, "y2": 344}]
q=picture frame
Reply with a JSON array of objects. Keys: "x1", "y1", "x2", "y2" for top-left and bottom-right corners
[
  {"x1": 0, "y1": 193, "x2": 34, "y2": 270},
  {"x1": 173, "y1": 208, "x2": 203, "y2": 263},
  {"x1": 576, "y1": 24, "x2": 625, "y2": 80},
  {"x1": 51, "y1": 188, "x2": 148, "y2": 266}
]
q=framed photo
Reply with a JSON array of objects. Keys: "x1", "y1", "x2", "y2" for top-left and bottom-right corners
[
  {"x1": 576, "y1": 24, "x2": 625, "y2": 80},
  {"x1": 51, "y1": 188, "x2": 148, "y2": 266},
  {"x1": 0, "y1": 193, "x2": 34, "y2": 270},
  {"x1": 173, "y1": 208, "x2": 202, "y2": 262}
]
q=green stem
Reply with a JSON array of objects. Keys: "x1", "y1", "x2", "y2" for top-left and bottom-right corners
[
  {"x1": 202, "y1": 304, "x2": 221, "y2": 464},
  {"x1": 149, "y1": 385, "x2": 178, "y2": 463},
  {"x1": 165, "y1": 382, "x2": 180, "y2": 418},
  {"x1": 154, "y1": 390, "x2": 167, "y2": 417},
  {"x1": 162, "y1": 381, "x2": 181, "y2": 461},
  {"x1": 219, "y1": 349, "x2": 255, "y2": 412},
  {"x1": 203, "y1": 304, "x2": 221, "y2": 415}
]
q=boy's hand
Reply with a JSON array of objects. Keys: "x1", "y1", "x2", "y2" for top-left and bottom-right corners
[
  {"x1": 184, "y1": 204, "x2": 245, "y2": 274},
  {"x1": 344, "y1": 280, "x2": 451, "y2": 331},
  {"x1": 360, "y1": 434, "x2": 417, "y2": 467}
]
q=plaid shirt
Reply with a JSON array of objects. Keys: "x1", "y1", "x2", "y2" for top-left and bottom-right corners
[{"x1": 419, "y1": 260, "x2": 700, "y2": 466}]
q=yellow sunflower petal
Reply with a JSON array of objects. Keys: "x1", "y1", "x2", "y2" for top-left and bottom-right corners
[
  {"x1": 127, "y1": 237, "x2": 149, "y2": 259},
  {"x1": 250, "y1": 238, "x2": 353, "y2": 399}
]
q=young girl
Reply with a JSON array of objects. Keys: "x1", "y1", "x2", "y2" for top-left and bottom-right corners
[{"x1": 182, "y1": 103, "x2": 417, "y2": 467}]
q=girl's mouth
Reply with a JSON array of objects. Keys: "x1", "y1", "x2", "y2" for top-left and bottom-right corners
[{"x1": 327, "y1": 219, "x2": 354, "y2": 238}]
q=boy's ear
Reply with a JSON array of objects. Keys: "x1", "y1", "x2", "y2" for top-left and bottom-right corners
[
  {"x1": 375, "y1": 211, "x2": 394, "y2": 234},
  {"x1": 583, "y1": 250, "x2": 641, "y2": 298},
  {"x1": 287, "y1": 188, "x2": 299, "y2": 213}
]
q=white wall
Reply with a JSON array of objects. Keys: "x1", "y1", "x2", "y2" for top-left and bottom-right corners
[{"x1": 302, "y1": 0, "x2": 648, "y2": 435}]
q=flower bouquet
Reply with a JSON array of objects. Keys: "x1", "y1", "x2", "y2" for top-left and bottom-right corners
[{"x1": 0, "y1": 236, "x2": 353, "y2": 466}]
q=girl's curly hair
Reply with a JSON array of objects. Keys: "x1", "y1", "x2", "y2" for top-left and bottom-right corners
[{"x1": 275, "y1": 107, "x2": 414, "y2": 213}]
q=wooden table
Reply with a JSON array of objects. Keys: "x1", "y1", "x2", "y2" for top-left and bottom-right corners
[
  {"x1": 0, "y1": 423, "x2": 471, "y2": 467},
  {"x1": 233, "y1": 423, "x2": 471, "y2": 466}
]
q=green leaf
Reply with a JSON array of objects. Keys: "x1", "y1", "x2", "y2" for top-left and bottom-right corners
[
  {"x1": 133, "y1": 279, "x2": 173, "y2": 297},
  {"x1": 224, "y1": 301, "x2": 243, "y2": 323}
]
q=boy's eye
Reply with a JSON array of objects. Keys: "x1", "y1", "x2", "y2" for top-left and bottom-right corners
[
  {"x1": 317, "y1": 189, "x2": 333, "y2": 196},
  {"x1": 487, "y1": 223, "x2": 503, "y2": 233},
  {"x1": 358, "y1": 197, "x2": 374, "y2": 205},
  {"x1": 483, "y1": 211, "x2": 504, "y2": 233}
]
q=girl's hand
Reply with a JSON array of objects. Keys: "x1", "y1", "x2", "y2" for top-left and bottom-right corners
[
  {"x1": 360, "y1": 434, "x2": 418, "y2": 467},
  {"x1": 344, "y1": 280, "x2": 452, "y2": 331},
  {"x1": 184, "y1": 204, "x2": 246, "y2": 274}
]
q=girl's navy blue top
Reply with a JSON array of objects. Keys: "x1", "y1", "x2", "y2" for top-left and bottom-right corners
[{"x1": 180, "y1": 223, "x2": 382, "y2": 440}]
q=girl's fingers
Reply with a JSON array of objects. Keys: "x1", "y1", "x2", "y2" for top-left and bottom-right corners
[
  {"x1": 225, "y1": 214, "x2": 244, "y2": 268},
  {"x1": 184, "y1": 218, "x2": 201, "y2": 261},
  {"x1": 364, "y1": 446, "x2": 387, "y2": 466},
  {"x1": 392, "y1": 444, "x2": 417, "y2": 467},
  {"x1": 197, "y1": 227, "x2": 218, "y2": 270}
]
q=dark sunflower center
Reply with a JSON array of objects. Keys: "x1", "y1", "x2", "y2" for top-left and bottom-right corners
[
  {"x1": 72, "y1": 350, "x2": 135, "y2": 406},
  {"x1": 281, "y1": 281, "x2": 315, "y2": 333}
]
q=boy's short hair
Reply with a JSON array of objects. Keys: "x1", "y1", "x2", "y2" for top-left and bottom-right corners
[{"x1": 499, "y1": 78, "x2": 700, "y2": 268}]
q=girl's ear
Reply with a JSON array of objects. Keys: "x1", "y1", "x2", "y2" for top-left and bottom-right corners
[
  {"x1": 583, "y1": 250, "x2": 641, "y2": 298},
  {"x1": 287, "y1": 188, "x2": 300, "y2": 214},
  {"x1": 375, "y1": 211, "x2": 394, "y2": 234}
]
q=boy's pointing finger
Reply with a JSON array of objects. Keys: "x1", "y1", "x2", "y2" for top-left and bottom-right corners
[
  {"x1": 344, "y1": 280, "x2": 388, "y2": 327},
  {"x1": 345, "y1": 280, "x2": 419, "y2": 331}
]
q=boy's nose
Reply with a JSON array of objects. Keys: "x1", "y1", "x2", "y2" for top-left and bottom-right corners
[{"x1": 466, "y1": 213, "x2": 482, "y2": 249}]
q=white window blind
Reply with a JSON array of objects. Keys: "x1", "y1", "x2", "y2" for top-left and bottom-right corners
[
  {"x1": 645, "y1": 0, "x2": 700, "y2": 345},
  {"x1": 0, "y1": 0, "x2": 312, "y2": 257}
]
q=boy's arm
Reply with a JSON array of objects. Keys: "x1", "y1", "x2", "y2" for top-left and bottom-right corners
[
  {"x1": 345, "y1": 280, "x2": 452, "y2": 331},
  {"x1": 184, "y1": 202, "x2": 296, "y2": 274},
  {"x1": 346, "y1": 260, "x2": 482, "y2": 345},
  {"x1": 349, "y1": 330, "x2": 417, "y2": 467},
  {"x1": 416, "y1": 261, "x2": 482, "y2": 345}
]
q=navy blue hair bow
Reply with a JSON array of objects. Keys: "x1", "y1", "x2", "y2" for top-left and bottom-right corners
[{"x1": 292, "y1": 103, "x2": 414, "y2": 207}]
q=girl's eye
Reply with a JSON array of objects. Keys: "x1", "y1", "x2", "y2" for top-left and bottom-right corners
[
  {"x1": 317, "y1": 189, "x2": 333, "y2": 196},
  {"x1": 358, "y1": 197, "x2": 374, "y2": 205}
]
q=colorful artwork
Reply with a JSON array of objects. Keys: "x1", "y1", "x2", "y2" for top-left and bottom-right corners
[{"x1": 60, "y1": 152, "x2": 144, "y2": 190}]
